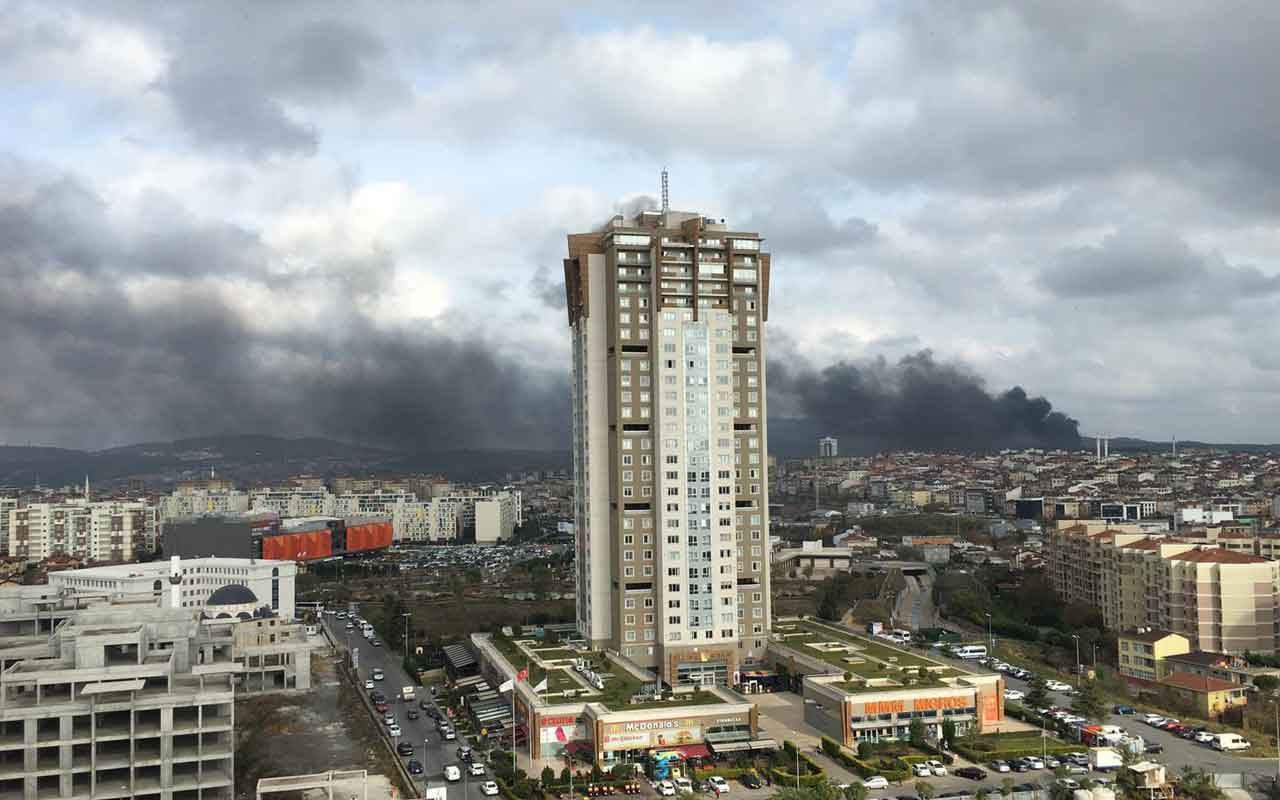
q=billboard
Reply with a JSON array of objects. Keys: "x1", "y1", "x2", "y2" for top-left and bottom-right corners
[
  {"x1": 598, "y1": 712, "x2": 750, "y2": 752},
  {"x1": 539, "y1": 715, "x2": 589, "y2": 746}
]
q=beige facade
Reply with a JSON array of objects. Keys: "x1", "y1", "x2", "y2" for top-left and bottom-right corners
[
  {"x1": 8, "y1": 501, "x2": 157, "y2": 563},
  {"x1": 564, "y1": 208, "x2": 772, "y2": 684},
  {"x1": 1047, "y1": 526, "x2": 1280, "y2": 654}
]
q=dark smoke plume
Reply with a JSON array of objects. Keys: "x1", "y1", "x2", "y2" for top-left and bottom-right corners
[{"x1": 767, "y1": 350, "x2": 1081, "y2": 454}]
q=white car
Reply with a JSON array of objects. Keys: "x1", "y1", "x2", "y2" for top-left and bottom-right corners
[
  {"x1": 863, "y1": 777, "x2": 889, "y2": 790},
  {"x1": 1023, "y1": 757, "x2": 1044, "y2": 770},
  {"x1": 1195, "y1": 731, "x2": 1216, "y2": 744},
  {"x1": 708, "y1": 776, "x2": 730, "y2": 795},
  {"x1": 481, "y1": 782, "x2": 500, "y2": 796},
  {"x1": 372, "y1": 669, "x2": 385, "y2": 682},
  {"x1": 470, "y1": 762, "x2": 487, "y2": 776},
  {"x1": 1045, "y1": 680, "x2": 1071, "y2": 692},
  {"x1": 655, "y1": 781, "x2": 676, "y2": 797},
  {"x1": 1143, "y1": 714, "x2": 1165, "y2": 725},
  {"x1": 444, "y1": 765, "x2": 462, "y2": 782},
  {"x1": 990, "y1": 761, "x2": 1010, "y2": 773},
  {"x1": 913, "y1": 763, "x2": 932, "y2": 778},
  {"x1": 926, "y1": 760, "x2": 947, "y2": 776},
  {"x1": 674, "y1": 778, "x2": 693, "y2": 794},
  {"x1": 388, "y1": 724, "x2": 402, "y2": 737},
  {"x1": 1004, "y1": 689, "x2": 1025, "y2": 701},
  {"x1": 364, "y1": 679, "x2": 375, "y2": 690}
]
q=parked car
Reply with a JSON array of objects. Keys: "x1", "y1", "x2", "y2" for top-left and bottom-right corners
[
  {"x1": 863, "y1": 777, "x2": 890, "y2": 790},
  {"x1": 1004, "y1": 690, "x2": 1026, "y2": 701},
  {"x1": 457, "y1": 746, "x2": 473, "y2": 761},
  {"x1": 470, "y1": 763, "x2": 487, "y2": 777},
  {"x1": 955, "y1": 767, "x2": 986, "y2": 781},
  {"x1": 364, "y1": 679, "x2": 375, "y2": 690},
  {"x1": 989, "y1": 761, "x2": 1010, "y2": 773},
  {"x1": 444, "y1": 765, "x2": 462, "y2": 782},
  {"x1": 372, "y1": 669, "x2": 385, "y2": 682},
  {"x1": 442, "y1": 729, "x2": 457, "y2": 741},
  {"x1": 374, "y1": 701, "x2": 389, "y2": 713},
  {"x1": 674, "y1": 778, "x2": 693, "y2": 795},
  {"x1": 708, "y1": 776, "x2": 731, "y2": 796},
  {"x1": 740, "y1": 773, "x2": 763, "y2": 790},
  {"x1": 913, "y1": 763, "x2": 932, "y2": 778},
  {"x1": 1023, "y1": 757, "x2": 1044, "y2": 770},
  {"x1": 655, "y1": 781, "x2": 677, "y2": 797},
  {"x1": 1114, "y1": 705, "x2": 1136, "y2": 715},
  {"x1": 388, "y1": 724, "x2": 402, "y2": 737},
  {"x1": 481, "y1": 782, "x2": 500, "y2": 797},
  {"x1": 1143, "y1": 743, "x2": 1164, "y2": 754},
  {"x1": 420, "y1": 699, "x2": 433, "y2": 710},
  {"x1": 397, "y1": 742, "x2": 414, "y2": 756},
  {"x1": 1055, "y1": 779, "x2": 1080, "y2": 790},
  {"x1": 407, "y1": 760, "x2": 424, "y2": 775},
  {"x1": 1195, "y1": 731, "x2": 1217, "y2": 744},
  {"x1": 926, "y1": 760, "x2": 947, "y2": 776},
  {"x1": 1142, "y1": 715, "x2": 1166, "y2": 726},
  {"x1": 1044, "y1": 757, "x2": 1060, "y2": 769}
]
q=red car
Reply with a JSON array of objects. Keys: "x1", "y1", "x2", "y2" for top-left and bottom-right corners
[{"x1": 374, "y1": 701, "x2": 389, "y2": 713}]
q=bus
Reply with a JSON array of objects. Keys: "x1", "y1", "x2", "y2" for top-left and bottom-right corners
[{"x1": 952, "y1": 644, "x2": 988, "y2": 660}]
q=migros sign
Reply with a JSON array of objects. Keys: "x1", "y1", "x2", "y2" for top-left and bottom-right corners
[{"x1": 861, "y1": 695, "x2": 970, "y2": 716}]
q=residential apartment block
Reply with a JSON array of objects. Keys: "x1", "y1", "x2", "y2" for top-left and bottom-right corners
[
  {"x1": 1047, "y1": 525, "x2": 1280, "y2": 654},
  {"x1": 563, "y1": 206, "x2": 771, "y2": 684},
  {"x1": 7, "y1": 501, "x2": 157, "y2": 562},
  {"x1": 158, "y1": 481, "x2": 249, "y2": 521}
]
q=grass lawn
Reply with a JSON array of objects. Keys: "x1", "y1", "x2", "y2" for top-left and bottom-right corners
[
  {"x1": 773, "y1": 619, "x2": 957, "y2": 679},
  {"x1": 533, "y1": 648, "x2": 578, "y2": 661}
]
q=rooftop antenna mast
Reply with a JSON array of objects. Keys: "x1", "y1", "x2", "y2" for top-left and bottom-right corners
[{"x1": 661, "y1": 167, "x2": 669, "y2": 214}]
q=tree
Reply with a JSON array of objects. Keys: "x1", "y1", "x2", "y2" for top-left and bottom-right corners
[
  {"x1": 1254, "y1": 675, "x2": 1280, "y2": 694},
  {"x1": 541, "y1": 766, "x2": 556, "y2": 786},
  {"x1": 909, "y1": 718, "x2": 926, "y2": 748},
  {"x1": 842, "y1": 782, "x2": 869, "y2": 800},
  {"x1": 941, "y1": 719, "x2": 956, "y2": 748},
  {"x1": 1025, "y1": 675, "x2": 1050, "y2": 709},
  {"x1": 771, "y1": 787, "x2": 843, "y2": 800},
  {"x1": 915, "y1": 782, "x2": 936, "y2": 800},
  {"x1": 1178, "y1": 768, "x2": 1224, "y2": 800},
  {"x1": 1071, "y1": 679, "x2": 1105, "y2": 721}
]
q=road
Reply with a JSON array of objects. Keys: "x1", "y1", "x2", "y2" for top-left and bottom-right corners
[
  {"x1": 893, "y1": 574, "x2": 937, "y2": 631},
  {"x1": 323, "y1": 614, "x2": 493, "y2": 800}
]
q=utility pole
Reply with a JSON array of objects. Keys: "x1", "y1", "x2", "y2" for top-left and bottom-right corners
[{"x1": 1072, "y1": 634, "x2": 1081, "y2": 681}]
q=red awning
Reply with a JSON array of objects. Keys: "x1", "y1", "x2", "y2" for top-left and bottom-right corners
[{"x1": 669, "y1": 744, "x2": 710, "y2": 759}]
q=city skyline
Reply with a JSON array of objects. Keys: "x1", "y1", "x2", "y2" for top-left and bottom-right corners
[{"x1": 5, "y1": 3, "x2": 1280, "y2": 451}]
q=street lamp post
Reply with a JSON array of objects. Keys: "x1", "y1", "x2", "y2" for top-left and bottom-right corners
[
  {"x1": 1071, "y1": 634, "x2": 1081, "y2": 680},
  {"x1": 985, "y1": 612, "x2": 993, "y2": 649},
  {"x1": 402, "y1": 611, "x2": 412, "y2": 656}
]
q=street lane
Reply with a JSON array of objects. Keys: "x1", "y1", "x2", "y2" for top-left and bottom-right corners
[{"x1": 323, "y1": 613, "x2": 492, "y2": 800}]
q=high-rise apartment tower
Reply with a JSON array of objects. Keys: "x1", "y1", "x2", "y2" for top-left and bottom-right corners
[{"x1": 564, "y1": 206, "x2": 772, "y2": 685}]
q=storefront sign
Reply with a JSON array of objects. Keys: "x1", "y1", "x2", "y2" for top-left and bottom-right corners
[
  {"x1": 599, "y1": 712, "x2": 749, "y2": 752},
  {"x1": 913, "y1": 696, "x2": 968, "y2": 712}
]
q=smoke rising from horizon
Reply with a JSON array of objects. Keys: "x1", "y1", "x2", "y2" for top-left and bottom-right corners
[{"x1": 767, "y1": 350, "x2": 1082, "y2": 454}]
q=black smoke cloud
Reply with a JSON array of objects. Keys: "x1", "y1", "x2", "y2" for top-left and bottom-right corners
[
  {"x1": 0, "y1": 160, "x2": 569, "y2": 452},
  {"x1": 0, "y1": 162, "x2": 1079, "y2": 457},
  {"x1": 767, "y1": 351, "x2": 1081, "y2": 455}
]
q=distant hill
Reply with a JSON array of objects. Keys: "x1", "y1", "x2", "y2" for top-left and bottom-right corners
[
  {"x1": 1080, "y1": 436, "x2": 1280, "y2": 454},
  {"x1": 0, "y1": 435, "x2": 569, "y2": 487}
]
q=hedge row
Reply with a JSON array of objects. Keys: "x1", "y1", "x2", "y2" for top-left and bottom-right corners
[
  {"x1": 952, "y1": 742, "x2": 1077, "y2": 762},
  {"x1": 691, "y1": 766, "x2": 752, "y2": 780},
  {"x1": 820, "y1": 737, "x2": 910, "y2": 784},
  {"x1": 772, "y1": 741, "x2": 827, "y2": 789}
]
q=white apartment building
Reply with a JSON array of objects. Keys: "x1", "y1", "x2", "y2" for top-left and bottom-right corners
[
  {"x1": 159, "y1": 486, "x2": 249, "y2": 521},
  {"x1": 0, "y1": 498, "x2": 15, "y2": 556},
  {"x1": 7, "y1": 501, "x2": 158, "y2": 562},
  {"x1": 563, "y1": 207, "x2": 772, "y2": 685},
  {"x1": 332, "y1": 488, "x2": 414, "y2": 517},
  {"x1": 390, "y1": 491, "x2": 521, "y2": 543},
  {"x1": 248, "y1": 487, "x2": 333, "y2": 517}
]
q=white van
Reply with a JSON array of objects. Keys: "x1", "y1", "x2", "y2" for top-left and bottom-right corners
[
  {"x1": 953, "y1": 645, "x2": 988, "y2": 660},
  {"x1": 1212, "y1": 733, "x2": 1250, "y2": 751}
]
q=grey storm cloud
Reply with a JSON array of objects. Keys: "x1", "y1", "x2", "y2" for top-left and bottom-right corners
[
  {"x1": 1038, "y1": 229, "x2": 1280, "y2": 301},
  {"x1": 151, "y1": 9, "x2": 403, "y2": 157}
]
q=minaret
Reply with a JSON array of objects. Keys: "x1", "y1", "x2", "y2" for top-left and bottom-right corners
[{"x1": 84, "y1": 475, "x2": 90, "y2": 502}]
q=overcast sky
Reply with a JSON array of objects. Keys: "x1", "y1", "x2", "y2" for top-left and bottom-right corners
[{"x1": 3, "y1": 1, "x2": 1280, "y2": 450}]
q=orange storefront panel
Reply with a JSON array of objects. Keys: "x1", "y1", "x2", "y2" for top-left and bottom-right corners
[
  {"x1": 263, "y1": 530, "x2": 333, "y2": 560},
  {"x1": 346, "y1": 522, "x2": 392, "y2": 553}
]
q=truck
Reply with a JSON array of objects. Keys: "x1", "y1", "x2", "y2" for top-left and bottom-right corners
[
  {"x1": 1211, "y1": 733, "x2": 1250, "y2": 751},
  {"x1": 402, "y1": 685, "x2": 416, "y2": 702},
  {"x1": 1088, "y1": 747, "x2": 1123, "y2": 771}
]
